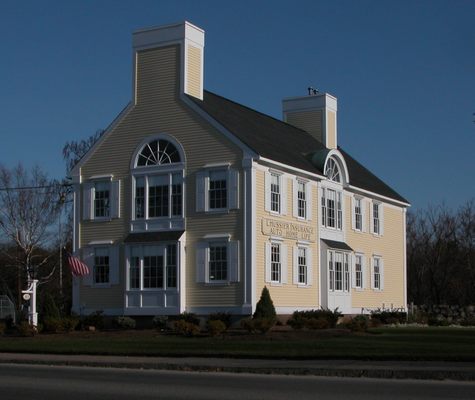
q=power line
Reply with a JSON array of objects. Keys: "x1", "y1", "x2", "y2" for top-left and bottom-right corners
[{"x1": 0, "y1": 183, "x2": 71, "y2": 192}]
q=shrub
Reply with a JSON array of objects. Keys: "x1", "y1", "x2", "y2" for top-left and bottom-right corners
[
  {"x1": 82, "y1": 311, "x2": 105, "y2": 330},
  {"x1": 371, "y1": 310, "x2": 407, "y2": 325},
  {"x1": 43, "y1": 317, "x2": 64, "y2": 333},
  {"x1": 174, "y1": 320, "x2": 200, "y2": 337},
  {"x1": 460, "y1": 316, "x2": 475, "y2": 326},
  {"x1": 240, "y1": 317, "x2": 274, "y2": 334},
  {"x1": 17, "y1": 321, "x2": 36, "y2": 337},
  {"x1": 152, "y1": 315, "x2": 169, "y2": 330},
  {"x1": 253, "y1": 287, "x2": 276, "y2": 323},
  {"x1": 287, "y1": 308, "x2": 342, "y2": 330},
  {"x1": 62, "y1": 317, "x2": 80, "y2": 332},
  {"x1": 347, "y1": 315, "x2": 369, "y2": 333},
  {"x1": 208, "y1": 312, "x2": 232, "y2": 329},
  {"x1": 43, "y1": 293, "x2": 61, "y2": 320},
  {"x1": 0, "y1": 322, "x2": 5, "y2": 335},
  {"x1": 207, "y1": 320, "x2": 227, "y2": 337},
  {"x1": 113, "y1": 316, "x2": 136, "y2": 330},
  {"x1": 240, "y1": 317, "x2": 255, "y2": 333},
  {"x1": 179, "y1": 312, "x2": 201, "y2": 326}
]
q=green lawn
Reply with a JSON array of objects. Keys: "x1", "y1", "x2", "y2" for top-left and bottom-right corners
[{"x1": 1, "y1": 327, "x2": 474, "y2": 361}]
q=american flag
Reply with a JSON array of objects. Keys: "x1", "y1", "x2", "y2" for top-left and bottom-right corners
[{"x1": 67, "y1": 252, "x2": 90, "y2": 277}]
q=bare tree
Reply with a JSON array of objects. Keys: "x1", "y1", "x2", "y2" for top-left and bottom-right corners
[
  {"x1": 0, "y1": 164, "x2": 63, "y2": 286},
  {"x1": 63, "y1": 129, "x2": 104, "y2": 174}
]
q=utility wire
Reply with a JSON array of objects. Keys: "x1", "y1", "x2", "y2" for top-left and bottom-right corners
[{"x1": 0, "y1": 183, "x2": 72, "y2": 191}]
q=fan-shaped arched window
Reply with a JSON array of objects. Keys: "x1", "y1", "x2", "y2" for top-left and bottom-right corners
[
  {"x1": 136, "y1": 139, "x2": 181, "y2": 167},
  {"x1": 325, "y1": 158, "x2": 341, "y2": 183}
]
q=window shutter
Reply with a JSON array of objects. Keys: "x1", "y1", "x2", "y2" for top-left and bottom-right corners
[
  {"x1": 111, "y1": 180, "x2": 120, "y2": 219},
  {"x1": 265, "y1": 243, "x2": 271, "y2": 283},
  {"x1": 292, "y1": 247, "x2": 298, "y2": 284},
  {"x1": 281, "y1": 244, "x2": 288, "y2": 284},
  {"x1": 307, "y1": 248, "x2": 313, "y2": 286},
  {"x1": 196, "y1": 242, "x2": 207, "y2": 283},
  {"x1": 196, "y1": 171, "x2": 206, "y2": 212},
  {"x1": 281, "y1": 176, "x2": 288, "y2": 215},
  {"x1": 109, "y1": 245, "x2": 120, "y2": 285},
  {"x1": 362, "y1": 199, "x2": 367, "y2": 233},
  {"x1": 292, "y1": 179, "x2": 298, "y2": 218},
  {"x1": 83, "y1": 183, "x2": 93, "y2": 220},
  {"x1": 362, "y1": 256, "x2": 367, "y2": 289},
  {"x1": 380, "y1": 204, "x2": 384, "y2": 236},
  {"x1": 307, "y1": 183, "x2": 312, "y2": 221},
  {"x1": 229, "y1": 240, "x2": 239, "y2": 282},
  {"x1": 351, "y1": 197, "x2": 356, "y2": 230},
  {"x1": 82, "y1": 247, "x2": 94, "y2": 286},
  {"x1": 370, "y1": 202, "x2": 374, "y2": 233},
  {"x1": 228, "y1": 169, "x2": 239, "y2": 210},
  {"x1": 380, "y1": 259, "x2": 384, "y2": 291},
  {"x1": 370, "y1": 257, "x2": 375, "y2": 290},
  {"x1": 264, "y1": 171, "x2": 271, "y2": 212},
  {"x1": 351, "y1": 256, "x2": 356, "y2": 288}
]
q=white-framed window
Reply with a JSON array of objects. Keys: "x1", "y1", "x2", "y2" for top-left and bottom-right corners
[
  {"x1": 371, "y1": 202, "x2": 384, "y2": 235},
  {"x1": 352, "y1": 196, "x2": 366, "y2": 232},
  {"x1": 371, "y1": 256, "x2": 384, "y2": 291},
  {"x1": 196, "y1": 239, "x2": 239, "y2": 284},
  {"x1": 133, "y1": 173, "x2": 183, "y2": 220},
  {"x1": 83, "y1": 178, "x2": 120, "y2": 220},
  {"x1": 196, "y1": 168, "x2": 239, "y2": 212},
  {"x1": 321, "y1": 188, "x2": 342, "y2": 230},
  {"x1": 325, "y1": 158, "x2": 341, "y2": 183},
  {"x1": 353, "y1": 253, "x2": 365, "y2": 290},
  {"x1": 265, "y1": 241, "x2": 288, "y2": 284},
  {"x1": 265, "y1": 170, "x2": 287, "y2": 215},
  {"x1": 293, "y1": 245, "x2": 313, "y2": 286},
  {"x1": 328, "y1": 250, "x2": 350, "y2": 293},
  {"x1": 82, "y1": 245, "x2": 119, "y2": 287},
  {"x1": 293, "y1": 179, "x2": 312, "y2": 220},
  {"x1": 128, "y1": 244, "x2": 178, "y2": 290}
]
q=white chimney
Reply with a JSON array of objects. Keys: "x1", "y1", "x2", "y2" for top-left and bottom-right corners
[
  {"x1": 282, "y1": 91, "x2": 338, "y2": 149},
  {"x1": 132, "y1": 21, "x2": 205, "y2": 100}
]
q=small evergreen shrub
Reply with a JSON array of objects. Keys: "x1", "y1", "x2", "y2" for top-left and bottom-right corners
[
  {"x1": 253, "y1": 287, "x2": 276, "y2": 322},
  {"x1": 43, "y1": 317, "x2": 64, "y2": 333},
  {"x1": 62, "y1": 317, "x2": 80, "y2": 332},
  {"x1": 347, "y1": 315, "x2": 369, "y2": 333},
  {"x1": 113, "y1": 316, "x2": 136, "y2": 330},
  {"x1": 152, "y1": 315, "x2": 169, "y2": 330},
  {"x1": 173, "y1": 320, "x2": 200, "y2": 337},
  {"x1": 179, "y1": 312, "x2": 200, "y2": 326},
  {"x1": 208, "y1": 312, "x2": 232, "y2": 329},
  {"x1": 370, "y1": 310, "x2": 407, "y2": 325},
  {"x1": 207, "y1": 320, "x2": 227, "y2": 337},
  {"x1": 43, "y1": 294, "x2": 61, "y2": 320},
  {"x1": 82, "y1": 311, "x2": 105, "y2": 330},
  {"x1": 288, "y1": 308, "x2": 342, "y2": 330},
  {"x1": 240, "y1": 317, "x2": 255, "y2": 333},
  {"x1": 460, "y1": 316, "x2": 475, "y2": 326},
  {"x1": 17, "y1": 321, "x2": 36, "y2": 337}
]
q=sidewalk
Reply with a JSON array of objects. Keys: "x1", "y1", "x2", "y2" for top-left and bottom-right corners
[{"x1": 1, "y1": 352, "x2": 474, "y2": 381}]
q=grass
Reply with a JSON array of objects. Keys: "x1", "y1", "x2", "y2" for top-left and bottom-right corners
[{"x1": 1, "y1": 326, "x2": 475, "y2": 361}]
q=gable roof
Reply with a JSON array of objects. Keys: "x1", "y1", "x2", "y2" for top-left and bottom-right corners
[{"x1": 188, "y1": 90, "x2": 409, "y2": 205}]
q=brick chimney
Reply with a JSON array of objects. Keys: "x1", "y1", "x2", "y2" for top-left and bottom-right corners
[{"x1": 282, "y1": 91, "x2": 338, "y2": 149}]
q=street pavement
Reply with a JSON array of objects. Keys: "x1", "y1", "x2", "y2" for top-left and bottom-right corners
[{"x1": 0, "y1": 352, "x2": 475, "y2": 381}]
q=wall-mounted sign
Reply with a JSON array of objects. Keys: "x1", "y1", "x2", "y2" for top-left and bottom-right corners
[{"x1": 261, "y1": 218, "x2": 316, "y2": 242}]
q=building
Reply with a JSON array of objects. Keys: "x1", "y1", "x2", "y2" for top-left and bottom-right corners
[{"x1": 70, "y1": 21, "x2": 409, "y2": 317}]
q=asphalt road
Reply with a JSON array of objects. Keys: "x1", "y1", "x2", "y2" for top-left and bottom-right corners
[{"x1": 1, "y1": 364, "x2": 475, "y2": 400}]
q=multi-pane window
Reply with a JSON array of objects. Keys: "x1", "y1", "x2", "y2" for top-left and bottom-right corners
[
  {"x1": 94, "y1": 248, "x2": 109, "y2": 284},
  {"x1": 271, "y1": 243, "x2": 281, "y2": 282},
  {"x1": 354, "y1": 198, "x2": 362, "y2": 231},
  {"x1": 129, "y1": 244, "x2": 178, "y2": 290},
  {"x1": 321, "y1": 188, "x2": 342, "y2": 230},
  {"x1": 373, "y1": 257, "x2": 381, "y2": 290},
  {"x1": 209, "y1": 243, "x2": 227, "y2": 281},
  {"x1": 297, "y1": 181, "x2": 306, "y2": 219},
  {"x1": 209, "y1": 170, "x2": 227, "y2": 210},
  {"x1": 270, "y1": 174, "x2": 281, "y2": 213},
  {"x1": 325, "y1": 158, "x2": 341, "y2": 183},
  {"x1": 136, "y1": 139, "x2": 181, "y2": 167},
  {"x1": 134, "y1": 173, "x2": 182, "y2": 219},
  {"x1": 373, "y1": 203, "x2": 381, "y2": 234},
  {"x1": 328, "y1": 250, "x2": 350, "y2": 293},
  {"x1": 298, "y1": 247, "x2": 307, "y2": 285},
  {"x1": 355, "y1": 255, "x2": 363, "y2": 289},
  {"x1": 94, "y1": 181, "x2": 110, "y2": 218}
]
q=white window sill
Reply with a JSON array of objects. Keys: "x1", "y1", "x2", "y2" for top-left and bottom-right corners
[
  {"x1": 297, "y1": 284, "x2": 311, "y2": 288},
  {"x1": 270, "y1": 282, "x2": 283, "y2": 287}
]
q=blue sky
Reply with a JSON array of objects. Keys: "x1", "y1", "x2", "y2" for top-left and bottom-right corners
[{"x1": 0, "y1": 0, "x2": 473, "y2": 211}]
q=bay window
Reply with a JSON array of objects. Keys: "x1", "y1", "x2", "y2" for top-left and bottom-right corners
[{"x1": 328, "y1": 250, "x2": 351, "y2": 293}]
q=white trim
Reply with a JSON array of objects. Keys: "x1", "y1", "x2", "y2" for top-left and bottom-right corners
[
  {"x1": 347, "y1": 184, "x2": 410, "y2": 207},
  {"x1": 323, "y1": 149, "x2": 349, "y2": 185},
  {"x1": 403, "y1": 208, "x2": 408, "y2": 311},
  {"x1": 89, "y1": 174, "x2": 113, "y2": 180},
  {"x1": 203, "y1": 233, "x2": 231, "y2": 240},
  {"x1": 88, "y1": 240, "x2": 114, "y2": 245},
  {"x1": 274, "y1": 306, "x2": 318, "y2": 314},
  {"x1": 203, "y1": 162, "x2": 231, "y2": 169},
  {"x1": 259, "y1": 156, "x2": 325, "y2": 180},
  {"x1": 250, "y1": 163, "x2": 257, "y2": 312}
]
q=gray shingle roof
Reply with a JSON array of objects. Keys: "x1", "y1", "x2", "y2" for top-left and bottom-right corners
[{"x1": 188, "y1": 91, "x2": 408, "y2": 205}]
